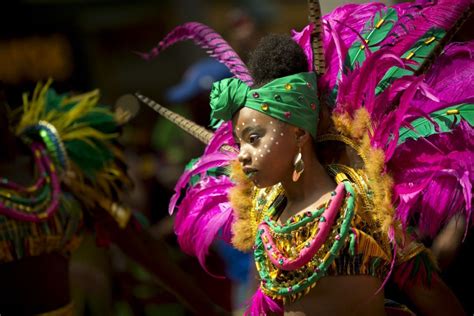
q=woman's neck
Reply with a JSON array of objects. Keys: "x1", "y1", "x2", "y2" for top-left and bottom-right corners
[{"x1": 279, "y1": 147, "x2": 336, "y2": 219}]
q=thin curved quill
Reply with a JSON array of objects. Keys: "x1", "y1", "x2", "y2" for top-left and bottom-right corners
[{"x1": 138, "y1": 22, "x2": 253, "y2": 85}]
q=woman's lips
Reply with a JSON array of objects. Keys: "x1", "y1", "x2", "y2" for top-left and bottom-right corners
[{"x1": 243, "y1": 167, "x2": 258, "y2": 178}]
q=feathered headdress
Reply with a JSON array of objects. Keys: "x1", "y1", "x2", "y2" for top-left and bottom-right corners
[
  {"x1": 13, "y1": 80, "x2": 133, "y2": 227},
  {"x1": 137, "y1": 0, "x2": 473, "y2": 313}
]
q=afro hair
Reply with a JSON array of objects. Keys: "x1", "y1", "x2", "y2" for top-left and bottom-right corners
[{"x1": 248, "y1": 34, "x2": 308, "y2": 87}]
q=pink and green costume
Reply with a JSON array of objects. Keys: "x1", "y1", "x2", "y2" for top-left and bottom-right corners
[{"x1": 138, "y1": 0, "x2": 474, "y2": 314}]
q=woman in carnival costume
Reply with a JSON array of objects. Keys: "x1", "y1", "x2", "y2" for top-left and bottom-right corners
[
  {"x1": 0, "y1": 83, "x2": 227, "y2": 315},
  {"x1": 136, "y1": 0, "x2": 473, "y2": 314}
]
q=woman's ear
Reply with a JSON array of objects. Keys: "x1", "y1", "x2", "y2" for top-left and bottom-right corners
[{"x1": 295, "y1": 128, "x2": 310, "y2": 146}]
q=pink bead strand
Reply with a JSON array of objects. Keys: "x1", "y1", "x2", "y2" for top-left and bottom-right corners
[{"x1": 258, "y1": 182, "x2": 346, "y2": 271}]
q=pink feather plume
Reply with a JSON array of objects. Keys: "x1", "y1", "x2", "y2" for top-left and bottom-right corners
[{"x1": 139, "y1": 22, "x2": 253, "y2": 85}]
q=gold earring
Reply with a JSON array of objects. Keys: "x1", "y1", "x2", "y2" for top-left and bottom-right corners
[{"x1": 292, "y1": 147, "x2": 304, "y2": 182}]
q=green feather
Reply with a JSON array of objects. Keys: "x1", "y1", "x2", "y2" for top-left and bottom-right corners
[
  {"x1": 209, "y1": 118, "x2": 224, "y2": 130},
  {"x1": 398, "y1": 103, "x2": 474, "y2": 144},
  {"x1": 76, "y1": 109, "x2": 117, "y2": 134},
  {"x1": 47, "y1": 90, "x2": 117, "y2": 133},
  {"x1": 376, "y1": 28, "x2": 446, "y2": 95},
  {"x1": 206, "y1": 166, "x2": 229, "y2": 178},
  {"x1": 404, "y1": 28, "x2": 446, "y2": 68},
  {"x1": 66, "y1": 138, "x2": 114, "y2": 179},
  {"x1": 346, "y1": 8, "x2": 398, "y2": 69},
  {"x1": 184, "y1": 158, "x2": 200, "y2": 186},
  {"x1": 44, "y1": 89, "x2": 64, "y2": 113},
  {"x1": 187, "y1": 157, "x2": 229, "y2": 187},
  {"x1": 42, "y1": 89, "x2": 119, "y2": 177}
]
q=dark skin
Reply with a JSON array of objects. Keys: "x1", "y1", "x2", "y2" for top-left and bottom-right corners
[
  {"x1": 232, "y1": 107, "x2": 465, "y2": 316},
  {"x1": 0, "y1": 104, "x2": 227, "y2": 315},
  {"x1": 431, "y1": 215, "x2": 466, "y2": 270},
  {"x1": 233, "y1": 107, "x2": 386, "y2": 315},
  {"x1": 233, "y1": 107, "x2": 337, "y2": 224}
]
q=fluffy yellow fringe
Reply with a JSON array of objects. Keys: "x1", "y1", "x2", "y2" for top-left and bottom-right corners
[
  {"x1": 228, "y1": 160, "x2": 256, "y2": 251},
  {"x1": 333, "y1": 108, "x2": 402, "y2": 242}
]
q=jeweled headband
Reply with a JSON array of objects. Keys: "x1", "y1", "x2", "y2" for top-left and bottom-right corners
[{"x1": 210, "y1": 72, "x2": 320, "y2": 138}]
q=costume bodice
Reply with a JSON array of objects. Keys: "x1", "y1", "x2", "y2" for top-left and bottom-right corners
[
  {"x1": 250, "y1": 177, "x2": 413, "y2": 304},
  {"x1": 0, "y1": 193, "x2": 84, "y2": 263}
]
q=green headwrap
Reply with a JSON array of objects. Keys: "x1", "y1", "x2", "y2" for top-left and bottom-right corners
[{"x1": 209, "y1": 72, "x2": 320, "y2": 138}]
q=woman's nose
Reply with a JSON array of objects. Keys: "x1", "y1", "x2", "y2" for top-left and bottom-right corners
[{"x1": 238, "y1": 147, "x2": 251, "y2": 165}]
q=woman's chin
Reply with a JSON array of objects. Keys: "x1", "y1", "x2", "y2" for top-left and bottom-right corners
[
  {"x1": 253, "y1": 181, "x2": 264, "y2": 188},
  {"x1": 252, "y1": 177, "x2": 278, "y2": 189},
  {"x1": 251, "y1": 177, "x2": 264, "y2": 188}
]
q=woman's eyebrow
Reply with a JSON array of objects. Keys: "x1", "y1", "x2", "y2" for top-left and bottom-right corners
[
  {"x1": 240, "y1": 125, "x2": 259, "y2": 138},
  {"x1": 234, "y1": 124, "x2": 262, "y2": 141}
]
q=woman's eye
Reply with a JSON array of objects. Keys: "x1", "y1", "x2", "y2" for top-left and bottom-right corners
[{"x1": 249, "y1": 134, "x2": 260, "y2": 144}]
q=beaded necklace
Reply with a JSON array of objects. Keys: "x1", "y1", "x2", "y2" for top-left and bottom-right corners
[
  {"x1": 0, "y1": 142, "x2": 61, "y2": 222},
  {"x1": 254, "y1": 180, "x2": 355, "y2": 303}
]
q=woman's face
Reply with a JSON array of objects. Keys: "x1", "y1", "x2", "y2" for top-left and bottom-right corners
[{"x1": 232, "y1": 107, "x2": 298, "y2": 188}]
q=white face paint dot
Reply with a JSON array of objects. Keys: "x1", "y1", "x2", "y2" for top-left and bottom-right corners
[
  {"x1": 276, "y1": 141, "x2": 279, "y2": 145},
  {"x1": 252, "y1": 118, "x2": 256, "y2": 122},
  {"x1": 273, "y1": 129, "x2": 276, "y2": 132},
  {"x1": 270, "y1": 121, "x2": 273, "y2": 125},
  {"x1": 260, "y1": 154, "x2": 263, "y2": 158},
  {"x1": 236, "y1": 127, "x2": 240, "y2": 131},
  {"x1": 271, "y1": 137, "x2": 274, "y2": 141},
  {"x1": 258, "y1": 149, "x2": 261, "y2": 152},
  {"x1": 280, "y1": 133, "x2": 284, "y2": 136},
  {"x1": 264, "y1": 144, "x2": 267, "y2": 148},
  {"x1": 267, "y1": 150, "x2": 271, "y2": 153},
  {"x1": 255, "y1": 157, "x2": 258, "y2": 161},
  {"x1": 242, "y1": 122, "x2": 245, "y2": 126}
]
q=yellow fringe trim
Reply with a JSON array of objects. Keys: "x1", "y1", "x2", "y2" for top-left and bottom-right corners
[
  {"x1": 354, "y1": 229, "x2": 391, "y2": 266},
  {"x1": 228, "y1": 161, "x2": 256, "y2": 251},
  {"x1": 331, "y1": 108, "x2": 402, "y2": 242}
]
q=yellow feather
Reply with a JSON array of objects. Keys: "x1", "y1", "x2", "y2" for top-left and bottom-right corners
[
  {"x1": 228, "y1": 160, "x2": 256, "y2": 251},
  {"x1": 350, "y1": 108, "x2": 371, "y2": 139},
  {"x1": 330, "y1": 107, "x2": 403, "y2": 246}
]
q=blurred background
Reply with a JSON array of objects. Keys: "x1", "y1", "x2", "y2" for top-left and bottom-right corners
[{"x1": 1, "y1": 0, "x2": 472, "y2": 315}]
